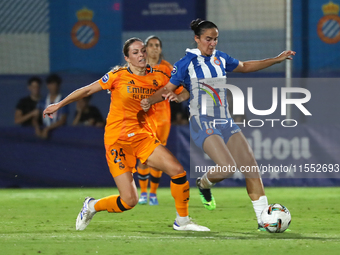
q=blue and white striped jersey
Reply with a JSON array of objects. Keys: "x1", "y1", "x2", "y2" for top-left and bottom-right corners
[{"x1": 170, "y1": 48, "x2": 239, "y2": 118}]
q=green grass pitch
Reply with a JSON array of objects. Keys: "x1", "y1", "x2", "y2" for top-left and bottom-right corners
[{"x1": 1, "y1": 187, "x2": 339, "y2": 255}]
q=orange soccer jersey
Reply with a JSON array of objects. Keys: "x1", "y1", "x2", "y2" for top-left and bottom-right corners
[
  {"x1": 153, "y1": 60, "x2": 184, "y2": 145},
  {"x1": 98, "y1": 66, "x2": 170, "y2": 146}
]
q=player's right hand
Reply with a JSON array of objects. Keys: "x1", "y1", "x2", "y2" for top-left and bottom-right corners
[
  {"x1": 276, "y1": 50, "x2": 296, "y2": 62},
  {"x1": 43, "y1": 103, "x2": 59, "y2": 118},
  {"x1": 140, "y1": 99, "x2": 151, "y2": 112}
]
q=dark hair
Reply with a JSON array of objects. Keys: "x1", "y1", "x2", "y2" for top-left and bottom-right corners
[
  {"x1": 28, "y1": 76, "x2": 42, "y2": 86},
  {"x1": 190, "y1": 18, "x2": 218, "y2": 37},
  {"x1": 110, "y1": 37, "x2": 144, "y2": 72},
  {"x1": 123, "y1": 37, "x2": 143, "y2": 57},
  {"x1": 145, "y1": 35, "x2": 162, "y2": 49},
  {"x1": 145, "y1": 35, "x2": 164, "y2": 60},
  {"x1": 46, "y1": 74, "x2": 62, "y2": 86}
]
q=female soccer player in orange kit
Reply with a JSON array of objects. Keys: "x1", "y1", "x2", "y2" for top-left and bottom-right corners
[
  {"x1": 43, "y1": 37, "x2": 209, "y2": 232},
  {"x1": 137, "y1": 35, "x2": 183, "y2": 206}
]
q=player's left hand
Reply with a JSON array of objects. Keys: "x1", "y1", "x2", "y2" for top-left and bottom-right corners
[
  {"x1": 163, "y1": 90, "x2": 180, "y2": 103},
  {"x1": 276, "y1": 50, "x2": 296, "y2": 63},
  {"x1": 43, "y1": 103, "x2": 59, "y2": 118}
]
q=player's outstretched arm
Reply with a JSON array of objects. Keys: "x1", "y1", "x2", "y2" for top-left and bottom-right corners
[
  {"x1": 163, "y1": 87, "x2": 189, "y2": 103},
  {"x1": 141, "y1": 81, "x2": 179, "y2": 112},
  {"x1": 43, "y1": 81, "x2": 103, "y2": 119},
  {"x1": 233, "y1": 50, "x2": 296, "y2": 73}
]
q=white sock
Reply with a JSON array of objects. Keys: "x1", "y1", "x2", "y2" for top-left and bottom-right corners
[
  {"x1": 88, "y1": 199, "x2": 98, "y2": 213},
  {"x1": 176, "y1": 212, "x2": 190, "y2": 225},
  {"x1": 251, "y1": 196, "x2": 268, "y2": 224},
  {"x1": 199, "y1": 172, "x2": 215, "y2": 189}
]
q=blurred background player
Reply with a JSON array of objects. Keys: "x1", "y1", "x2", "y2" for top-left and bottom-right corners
[
  {"x1": 36, "y1": 74, "x2": 68, "y2": 139},
  {"x1": 227, "y1": 92, "x2": 246, "y2": 123},
  {"x1": 137, "y1": 35, "x2": 183, "y2": 205},
  {"x1": 14, "y1": 76, "x2": 42, "y2": 127},
  {"x1": 43, "y1": 37, "x2": 209, "y2": 232},
  {"x1": 72, "y1": 95, "x2": 105, "y2": 127}
]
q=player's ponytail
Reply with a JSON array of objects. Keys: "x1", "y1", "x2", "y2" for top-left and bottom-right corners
[
  {"x1": 110, "y1": 65, "x2": 124, "y2": 72},
  {"x1": 190, "y1": 19, "x2": 218, "y2": 37}
]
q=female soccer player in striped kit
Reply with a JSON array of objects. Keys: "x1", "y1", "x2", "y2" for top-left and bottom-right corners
[
  {"x1": 141, "y1": 19, "x2": 295, "y2": 230},
  {"x1": 137, "y1": 35, "x2": 183, "y2": 206},
  {"x1": 43, "y1": 37, "x2": 209, "y2": 232}
]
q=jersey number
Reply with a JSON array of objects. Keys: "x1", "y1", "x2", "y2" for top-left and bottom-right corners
[
  {"x1": 202, "y1": 121, "x2": 214, "y2": 130},
  {"x1": 111, "y1": 148, "x2": 126, "y2": 163}
]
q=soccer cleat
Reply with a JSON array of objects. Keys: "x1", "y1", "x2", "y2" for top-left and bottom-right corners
[
  {"x1": 173, "y1": 218, "x2": 210, "y2": 231},
  {"x1": 76, "y1": 197, "x2": 96, "y2": 231},
  {"x1": 138, "y1": 192, "x2": 147, "y2": 205},
  {"x1": 196, "y1": 177, "x2": 216, "y2": 210},
  {"x1": 149, "y1": 193, "x2": 159, "y2": 206}
]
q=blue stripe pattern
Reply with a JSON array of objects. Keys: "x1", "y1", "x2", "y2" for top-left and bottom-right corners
[
  {"x1": 216, "y1": 54, "x2": 226, "y2": 76},
  {"x1": 213, "y1": 88, "x2": 221, "y2": 117},
  {"x1": 0, "y1": 0, "x2": 49, "y2": 34},
  {"x1": 322, "y1": 19, "x2": 340, "y2": 39},
  {"x1": 172, "y1": 49, "x2": 239, "y2": 117},
  {"x1": 192, "y1": 57, "x2": 204, "y2": 78},
  {"x1": 76, "y1": 25, "x2": 94, "y2": 44},
  {"x1": 205, "y1": 60, "x2": 217, "y2": 77}
]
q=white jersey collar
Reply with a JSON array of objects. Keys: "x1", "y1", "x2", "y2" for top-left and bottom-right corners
[{"x1": 185, "y1": 48, "x2": 216, "y2": 57}]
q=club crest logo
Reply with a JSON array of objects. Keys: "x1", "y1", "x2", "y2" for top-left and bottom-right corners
[
  {"x1": 206, "y1": 128, "x2": 214, "y2": 135},
  {"x1": 171, "y1": 66, "x2": 177, "y2": 75},
  {"x1": 214, "y1": 57, "x2": 221, "y2": 66},
  {"x1": 101, "y1": 73, "x2": 109, "y2": 83},
  {"x1": 317, "y1": 1, "x2": 340, "y2": 44},
  {"x1": 71, "y1": 7, "x2": 100, "y2": 49}
]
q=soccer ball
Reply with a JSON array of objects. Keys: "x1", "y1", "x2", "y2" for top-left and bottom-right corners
[{"x1": 260, "y1": 203, "x2": 291, "y2": 233}]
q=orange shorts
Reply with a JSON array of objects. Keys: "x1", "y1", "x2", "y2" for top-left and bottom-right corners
[
  {"x1": 156, "y1": 123, "x2": 171, "y2": 146},
  {"x1": 105, "y1": 136, "x2": 161, "y2": 178}
]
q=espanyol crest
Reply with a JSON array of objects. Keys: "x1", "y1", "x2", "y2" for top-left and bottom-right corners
[
  {"x1": 71, "y1": 7, "x2": 100, "y2": 49},
  {"x1": 317, "y1": 1, "x2": 340, "y2": 44}
]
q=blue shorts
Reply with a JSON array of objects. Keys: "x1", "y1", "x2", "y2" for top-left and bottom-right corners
[{"x1": 190, "y1": 115, "x2": 241, "y2": 150}]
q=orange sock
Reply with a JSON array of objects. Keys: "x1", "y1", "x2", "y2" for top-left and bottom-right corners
[
  {"x1": 170, "y1": 171, "x2": 189, "y2": 217},
  {"x1": 150, "y1": 169, "x2": 162, "y2": 194},
  {"x1": 137, "y1": 167, "x2": 150, "y2": 193},
  {"x1": 94, "y1": 195, "x2": 134, "y2": 213}
]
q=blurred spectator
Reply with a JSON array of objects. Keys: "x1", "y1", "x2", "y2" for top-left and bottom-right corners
[
  {"x1": 72, "y1": 95, "x2": 105, "y2": 127},
  {"x1": 35, "y1": 74, "x2": 68, "y2": 139},
  {"x1": 170, "y1": 101, "x2": 189, "y2": 125},
  {"x1": 227, "y1": 92, "x2": 246, "y2": 122},
  {"x1": 14, "y1": 76, "x2": 42, "y2": 126}
]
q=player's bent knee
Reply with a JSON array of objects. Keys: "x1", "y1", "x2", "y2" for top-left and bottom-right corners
[
  {"x1": 167, "y1": 163, "x2": 184, "y2": 177},
  {"x1": 119, "y1": 192, "x2": 139, "y2": 207}
]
